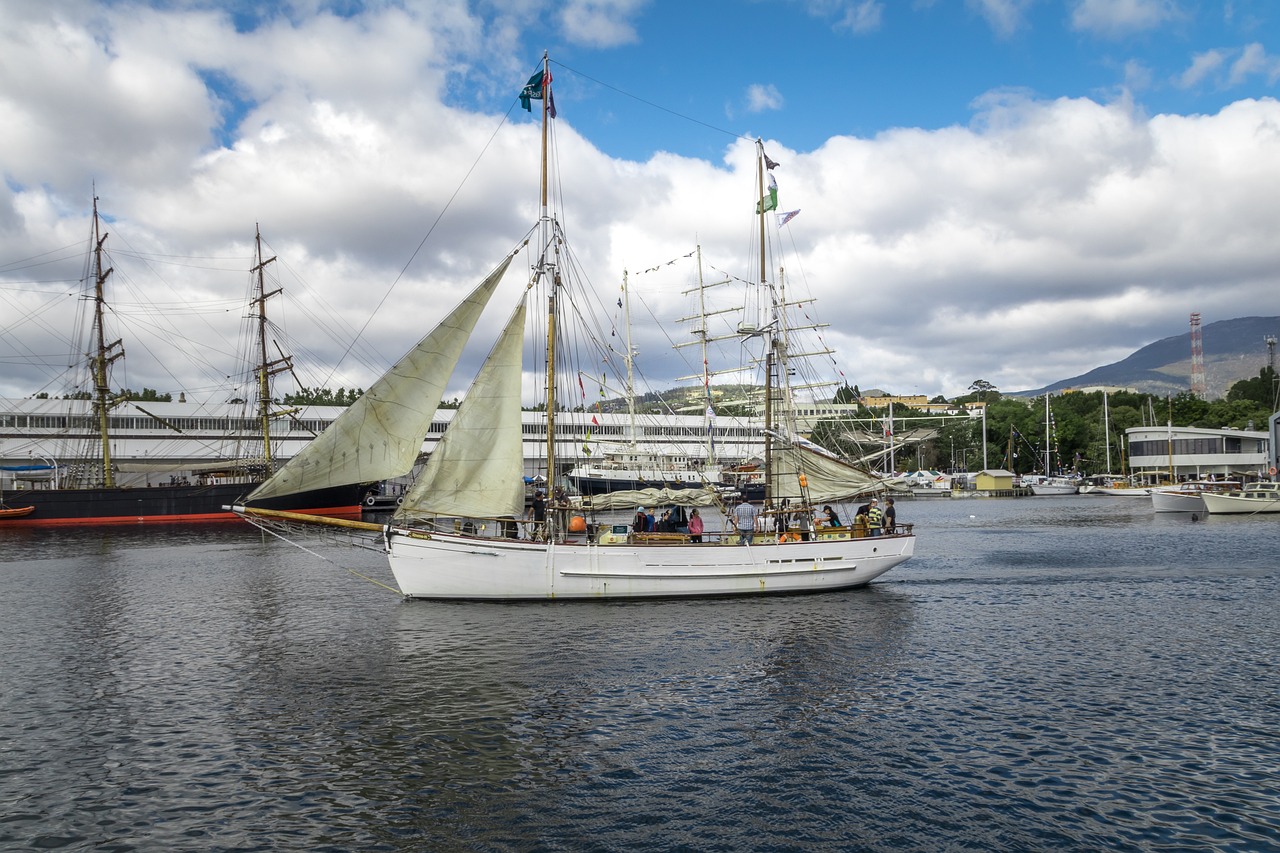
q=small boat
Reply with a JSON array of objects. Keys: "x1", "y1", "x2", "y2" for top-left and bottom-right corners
[
  {"x1": 1150, "y1": 480, "x2": 1240, "y2": 513},
  {"x1": 1079, "y1": 475, "x2": 1151, "y2": 496},
  {"x1": 1030, "y1": 477, "x2": 1078, "y2": 496},
  {"x1": 234, "y1": 55, "x2": 912, "y2": 600},
  {"x1": 1200, "y1": 481, "x2": 1280, "y2": 514},
  {"x1": 0, "y1": 504, "x2": 35, "y2": 519}
]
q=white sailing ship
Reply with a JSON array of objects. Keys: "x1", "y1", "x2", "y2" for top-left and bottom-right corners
[{"x1": 233, "y1": 55, "x2": 912, "y2": 599}]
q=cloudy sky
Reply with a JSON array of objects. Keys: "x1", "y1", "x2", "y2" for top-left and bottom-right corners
[{"x1": 2, "y1": 0, "x2": 1279, "y2": 406}]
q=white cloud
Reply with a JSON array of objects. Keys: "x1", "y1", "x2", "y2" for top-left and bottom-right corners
[
  {"x1": 557, "y1": 0, "x2": 647, "y2": 48},
  {"x1": 968, "y1": 0, "x2": 1033, "y2": 39},
  {"x1": 746, "y1": 83, "x2": 784, "y2": 113},
  {"x1": 1228, "y1": 42, "x2": 1280, "y2": 86},
  {"x1": 836, "y1": 1, "x2": 884, "y2": 34},
  {"x1": 2, "y1": 1, "x2": 1279, "y2": 405},
  {"x1": 1177, "y1": 49, "x2": 1227, "y2": 89},
  {"x1": 1070, "y1": 0, "x2": 1182, "y2": 38},
  {"x1": 1177, "y1": 43, "x2": 1280, "y2": 91}
]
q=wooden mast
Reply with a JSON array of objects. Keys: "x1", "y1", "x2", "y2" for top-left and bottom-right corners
[
  {"x1": 89, "y1": 195, "x2": 123, "y2": 487},
  {"x1": 250, "y1": 225, "x2": 285, "y2": 472},
  {"x1": 757, "y1": 140, "x2": 773, "y2": 505},
  {"x1": 539, "y1": 52, "x2": 558, "y2": 530}
]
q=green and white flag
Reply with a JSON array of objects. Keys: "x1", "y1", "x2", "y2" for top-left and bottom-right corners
[{"x1": 756, "y1": 173, "x2": 778, "y2": 213}]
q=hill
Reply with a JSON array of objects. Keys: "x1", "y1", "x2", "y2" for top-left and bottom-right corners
[{"x1": 1016, "y1": 316, "x2": 1280, "y2": 399}]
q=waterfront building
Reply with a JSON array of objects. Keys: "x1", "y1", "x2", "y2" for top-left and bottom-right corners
[
  {"x1": 1125, "y1": 424, "x2": 1271, "y2": 481},
  {"x1": 0, "y1": 397, "x2": 763, "y2": 490}
]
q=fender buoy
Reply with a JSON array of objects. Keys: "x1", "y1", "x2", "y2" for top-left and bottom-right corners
[
  {"x1": 568, "y1": 514, "x2": 587, "y2": 533},
  {"x1": 364, "y1": 495, "x2": 377, "y2": 506}
]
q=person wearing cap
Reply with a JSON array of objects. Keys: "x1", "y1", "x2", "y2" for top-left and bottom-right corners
[
  {"x1": 525, "y1": 489, "x2": 548, "y2": 539},
  {"x1": 867, "y1": 498, "x2": 884, "y2": 535},
  {"x1": 882, "y1": 497, "x2": 897, "y2": 534}
]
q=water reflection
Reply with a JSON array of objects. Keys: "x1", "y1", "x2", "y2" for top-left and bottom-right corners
[{"x1": 2, "y1": 501, "x2": 1278, "y2": 849}]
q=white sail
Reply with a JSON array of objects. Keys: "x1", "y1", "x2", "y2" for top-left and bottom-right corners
[
  {"x1": 395, "y1": 297, "x2": 528, "y2": 520},
  {"x1": 246, "y1": 255, "x2": 514, "y2": 501}
]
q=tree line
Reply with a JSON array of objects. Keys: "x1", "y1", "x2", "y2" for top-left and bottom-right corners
[{"x1": 809, "y1": 368, "x2": 1277, "y2": 475}]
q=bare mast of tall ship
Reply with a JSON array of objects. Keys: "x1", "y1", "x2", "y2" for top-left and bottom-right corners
[{"x1": 88, "y1": 195, "x2": 123, "y2": 487}]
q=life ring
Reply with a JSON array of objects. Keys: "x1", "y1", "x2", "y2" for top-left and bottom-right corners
[
  {"x1": 364, "y1": 495, "x2": 377, "y2": 506},
  {"x1": 1271, "y1": 466, "x2": 1278, "y2": 476}
]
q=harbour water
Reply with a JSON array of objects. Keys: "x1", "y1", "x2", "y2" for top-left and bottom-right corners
[{"x1": 1, "y1": 496, "x2": 1277, "y2": 851}]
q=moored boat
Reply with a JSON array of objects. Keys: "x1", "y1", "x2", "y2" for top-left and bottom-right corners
[
  {"x1": 1200, "y1": 481, "x2": 1280, "y2": 514},
  {"x1": 1079, "y1": 475, "x2": 1150, "y2": 496},
  {"x1": 1030, "y1": 477, "x2": 1078, "y2": 496},
  {"x1": 1150, "y1": 480, "x2": 1240, "y2": 513}
]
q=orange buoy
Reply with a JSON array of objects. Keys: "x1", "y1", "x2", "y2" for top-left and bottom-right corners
[{"x1": 568, "y1": 514, "x2": 587, "y2": 533}]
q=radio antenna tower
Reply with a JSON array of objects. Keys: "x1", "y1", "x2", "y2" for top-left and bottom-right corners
[
  {"x1": 1189, "y1": 312, "x2": 1206, "y2": 398},
  {"x1": 1266, "y1": 335, "x2": 1278, "y2": 413}
]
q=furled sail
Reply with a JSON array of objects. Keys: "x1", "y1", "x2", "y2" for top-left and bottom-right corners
[
  {"x1": 771, "y1": 441, "x2": 882, "y2": 503},
  {"x1": 577, "y1": 487, "x2": 722, "y2": 511},
  {"x1": 394, "y1": 297, "x2": 528, "y2": 521},
  {"x1": 246, "y1": 256, "x2": 514, "y2": 502}
]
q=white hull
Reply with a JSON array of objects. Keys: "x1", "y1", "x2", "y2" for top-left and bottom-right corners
[
  {"x1": 387, "y1": 528, "x2": 914, "y2": 600},
  {"x1": 1149, "y1": 491, "x2": 1206, "y2": 513},
  {"x1": 1201, "y1": 491, "x2": 1280, "y2": 514},
  {"x1": 1149, "y1": 481, "x2": 1240, "y2": 513},
  {"x1": 1083, "y1": 486, "x2": 1151, "y2": 496},
  {"x1": 1030, "y1": 483, "x2": 1077, "y2": 495}
]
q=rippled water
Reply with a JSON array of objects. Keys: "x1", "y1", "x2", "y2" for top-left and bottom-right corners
[{"x1": 1, "y1": 497, "x2": 1277, "y2": 851}]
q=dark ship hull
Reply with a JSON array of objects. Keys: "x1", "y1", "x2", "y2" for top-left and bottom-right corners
[{"x1": 0, "y1": 481, "x2": 367, "y2": 526}]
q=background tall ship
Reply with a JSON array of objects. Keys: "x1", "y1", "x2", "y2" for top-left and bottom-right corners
[{"x1": 0, "y1": 202, "x2": 366, "y2": 525}]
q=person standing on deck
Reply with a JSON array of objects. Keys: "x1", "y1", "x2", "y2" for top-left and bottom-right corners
[
  {"x1": 882, "y1": 497, "x2": 897, "y2": 534},
  {"x1": 688, "y1": 508, "x2": 704, "y2": 543},
  {"x1": 796, "y1": 506, "x2": 812, "y2": 541},
  {"x1": 528, "y1": 490, "x2": 547, "y2": 538},
  {"x1": 734, "y1": 500, "x2": 759, "y2": 544},
  {"x1": 867, "y1": 498, "x2": 884, "y2": 536}
]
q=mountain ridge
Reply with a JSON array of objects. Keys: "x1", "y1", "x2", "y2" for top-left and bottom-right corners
[{"x1": 1014, "y1": 316, "x2": 1279, "y2": 399}]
